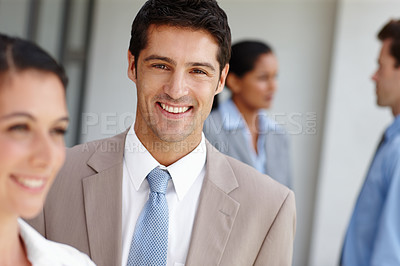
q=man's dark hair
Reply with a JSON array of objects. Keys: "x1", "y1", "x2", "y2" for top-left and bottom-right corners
[
  {"x1": 129, "y1": 0, "x2": 231, "y2": 73},
  {"x1": 229, "y1": 40, "x2": 273, "y2": 78},
  {"x1": 0, "y1": 33, "x2": 68, "y2": 88},
  {"x1": 378, "y1": 19, "x2": 400, "y2": 68}
]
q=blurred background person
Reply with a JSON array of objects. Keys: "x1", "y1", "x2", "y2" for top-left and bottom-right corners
[
  {"x1": 204, "y1": 40, "x2": 292, "y2": 188},
  {"x1": 341, "y1": 19, "x2": 400, "y2": 266},
  {"x1": 0, "y1": 34, "x2": 94, "y2": 265}
]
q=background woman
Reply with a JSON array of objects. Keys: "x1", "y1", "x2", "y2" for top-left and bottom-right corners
[
  {"x1": 0, "y1": 34, "x2": 95, "y2": 265},
  {"x1": 204, "y1": 40, "x2": 292, "y2": 188}
]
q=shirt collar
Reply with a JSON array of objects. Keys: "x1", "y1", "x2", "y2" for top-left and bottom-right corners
[
  {"x1": 124, "y1": 125, "x2": 206, "y2": 201},
  {"x1": 384, "y1": 114, "x2": 400, "y2": 141},
  {"x1": 18, "y1": 219, "x2": 53, "y2": 263}
]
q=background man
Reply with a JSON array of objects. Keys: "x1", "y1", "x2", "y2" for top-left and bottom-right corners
[
  {"x1": 29, "y1": 0, "x2": 296, "y2": 265},
  {"x1": 341, "y1": 19, "x2": 400, "y2": 265}
]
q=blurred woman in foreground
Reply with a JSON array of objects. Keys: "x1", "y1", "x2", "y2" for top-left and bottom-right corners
[{"x1": 0, "y1": 34, "x2": 95, "y2": 265}]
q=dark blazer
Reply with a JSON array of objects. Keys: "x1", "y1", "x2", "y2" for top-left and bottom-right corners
[{"x1": 28, "y1": 129, "x2": 296, "y2": 266}]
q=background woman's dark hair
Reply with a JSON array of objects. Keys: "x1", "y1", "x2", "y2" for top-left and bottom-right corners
[
  {"x1": 0, "y1": 33, "x2": 68, "y2": 88},
  {"x1": 229, "y1": 40, "x2": 273, "y2": 78},
  {"x1": 378, "y1": 19, "x2": 400, "y2": 68},
  {"x1": 129, "y1": 0, "x2": 231, "y2": 73}
]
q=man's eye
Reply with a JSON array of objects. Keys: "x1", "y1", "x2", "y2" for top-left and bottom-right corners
[
  {"x1": 191, "y1": 69, "x2": 206, "y2": 75},
  {"x1": 153, "y1": 64, "x2": 168, "y2": 70}
]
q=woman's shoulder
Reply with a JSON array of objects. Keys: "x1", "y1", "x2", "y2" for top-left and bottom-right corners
[{"x1": 19, "y1": 219, "x2": 96, "y2": 266}]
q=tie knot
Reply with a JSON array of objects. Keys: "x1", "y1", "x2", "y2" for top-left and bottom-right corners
[{"x1": 147, "y1": 167, "x2": 170, "y2": 194}]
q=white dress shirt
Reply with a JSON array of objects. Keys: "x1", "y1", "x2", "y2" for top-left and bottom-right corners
[
  {"x1": 121, "y1": 126, "x2": 206, "y2": 266},
  {"x1": 18, "y1": 219, "x2": 95, "y2": 266}
]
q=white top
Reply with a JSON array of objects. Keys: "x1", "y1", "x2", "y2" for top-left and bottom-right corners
[
  {"x1": 121, "y1": 125, "x2": 206, "y2": 266},
  {"x1": 18, "y1": 219, "x2": 95, "y2": 266}
]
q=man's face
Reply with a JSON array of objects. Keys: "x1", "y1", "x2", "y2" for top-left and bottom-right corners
[
  {"x1": 128, "y1": 25, "x2": 228, "y2": 147},
  {"x1": 372, "y1": 39, "x2": 400, "y2": 114}
]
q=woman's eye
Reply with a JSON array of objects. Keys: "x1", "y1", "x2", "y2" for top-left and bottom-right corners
[
  {"x1": 8, "y1": 124, "x2": 29, "y2": 132},
  {"x1": 51, "y1": 127, "x2": 67, "y2": 136},
  {"x1": 258, "y1": 74, "x2": 277, "y2": 81}
]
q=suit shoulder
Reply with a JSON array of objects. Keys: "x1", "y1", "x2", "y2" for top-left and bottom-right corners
[
  {"x1": 63, "y1": 139, "x2": 102, "y2": 167},
  {"x1": 60, "y1": 132, "x2": 126, "y2": 179},
  {"x1": 214, "y1": 151, "x2": 296, "y2": 235},
  {"x1": 224, "y1": 154, "x2": 293, "y2": 204},
  {"x1": 66, "y1": 133, "x2": 126, "y2": 160}
]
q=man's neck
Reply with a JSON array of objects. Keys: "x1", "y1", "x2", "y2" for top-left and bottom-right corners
[
  {"x1": 147, "y1": 140, "x2": 201, "y2": 166},
  {"x1": 134, "y1": 128, "x2": 202, "y2": 166}
]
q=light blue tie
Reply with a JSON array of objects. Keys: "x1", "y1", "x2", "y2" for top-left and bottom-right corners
[{"x1": 127, "y1": 167, "x2": 171, "y2": 266}]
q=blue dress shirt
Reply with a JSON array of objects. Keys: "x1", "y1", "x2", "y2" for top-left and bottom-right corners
[
  {"x1": 342, "y1": 115, "x2": 400, "y2": 266},
  {"x1": 218, "y1": 99, "x2": 269, "y2": 174}
]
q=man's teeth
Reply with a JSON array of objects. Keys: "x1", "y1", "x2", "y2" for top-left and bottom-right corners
[
  {"x1": 160, "y1": 103, "x2": 189, "y2": 114},
  {"x1": 16, "y1": 177, "x2": 45, "y2": 189}
]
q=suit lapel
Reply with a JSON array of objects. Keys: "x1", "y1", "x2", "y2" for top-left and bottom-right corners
[
  {"x1": 82, "y1": 130, "x2": 128, "y2": 266},
  {"x1": 186, "y1": 142, "x2": 240, "y2": 265}
]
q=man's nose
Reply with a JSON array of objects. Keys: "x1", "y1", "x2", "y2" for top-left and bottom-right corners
[{"x1": 164, "y1": 71, "x2": 189, "y2": 99}]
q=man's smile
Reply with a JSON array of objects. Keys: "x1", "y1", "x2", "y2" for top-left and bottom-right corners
[{"x1": 159, "y1": 102, "x2": 192, "y2": 114}]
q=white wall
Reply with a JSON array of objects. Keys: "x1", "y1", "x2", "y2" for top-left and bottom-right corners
[
  {"x1": 309, "y1": 1, "x2": 399, "y2": 265},
  {"x1": 0, "y1": 0, "x2": 29, "y2": 37},
  {"x1": 81, "y1": 0, "x2": 146, "y2": 142}
]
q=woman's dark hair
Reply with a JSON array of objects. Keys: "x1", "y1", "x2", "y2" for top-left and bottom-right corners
[
  {"x1": 0, "y1": 33, "x2": 68, "y2": 88},
  {"x1": 378, "y1": 19, "x2": 400, "y2": 68},
  {"x1": 229, "y1": 40, "x2": 273, "y2": 78},
  {"x1": 129, "y1": 0, "x2": 231, "y2": 73}
]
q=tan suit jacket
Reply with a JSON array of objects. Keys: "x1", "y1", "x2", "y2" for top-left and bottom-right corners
[{"x1": 28, "y1": 129, "x2": 296, "y2": 266}]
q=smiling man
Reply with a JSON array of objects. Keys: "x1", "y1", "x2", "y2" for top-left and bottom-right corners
[
  {"x1": 28, "y1": 1, "x2": 296, "y2": 265},
  {"x1": 129, "y1": 24, "x2": 226, "y2": 165}
]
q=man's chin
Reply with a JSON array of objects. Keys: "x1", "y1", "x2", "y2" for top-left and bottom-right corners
[{"x1": 156, "y1": 132, "x2": 190, "y2": 143}]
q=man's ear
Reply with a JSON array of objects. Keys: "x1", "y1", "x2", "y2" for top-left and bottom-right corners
[
  {"x1": 215, "y1": 64, "x2": 229, "y2": 95},
  {"x1": 127, "y1": 51, "x2": 137, "y2": 82}
]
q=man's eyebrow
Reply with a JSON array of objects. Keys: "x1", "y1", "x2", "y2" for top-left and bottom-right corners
[
  {"x1": 144, "y1": 55, "x2": 176, "y2": 66},
  {"x1": 189, "y1": 62, "x2": 216, "y2": 72},
  {"x1": 144, "y1": 55, "x2": 216, "y2": 72}
]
